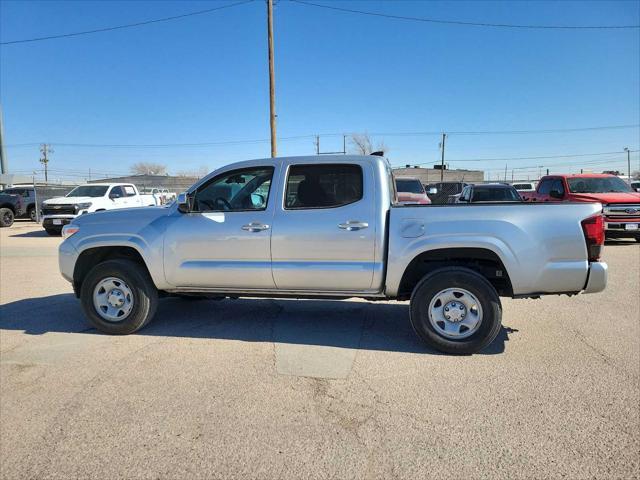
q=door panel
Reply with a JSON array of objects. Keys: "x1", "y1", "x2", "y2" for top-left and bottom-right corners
[
  {"x1": 163, "y1": 210, "x2": 274, "y2": 288},
  {"x1": 163, "y1": 165, "x2": 276, "y2": 289},
  {"x1": 271, "y1": 162, "x2": 377, "y2": 291}
]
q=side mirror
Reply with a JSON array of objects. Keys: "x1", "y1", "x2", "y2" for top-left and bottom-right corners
[
  {"x1": 428, "y1": 188, "x2": 437, "y2": 195},
  {"x1": 549, "y1": 189, "x2": 564, "y2": 199},
  {"x1": 250, "y1": 193, "x2": 265, "y2": 208},
  {"x1": 177, "y1": 192, "x2": 192, "y2": 213}
]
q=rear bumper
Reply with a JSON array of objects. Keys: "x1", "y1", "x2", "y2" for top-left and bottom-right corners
[{"x1": 583, "y1": 262, "x2": 607, "y2": 294}]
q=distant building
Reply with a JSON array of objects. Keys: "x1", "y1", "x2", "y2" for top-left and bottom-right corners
[
  {"x1": 88, "y1": 174, "x2": 199, "y2": 193},
  {"x1": 393, "y1": 166, "x2": 484, "y2": 184}
]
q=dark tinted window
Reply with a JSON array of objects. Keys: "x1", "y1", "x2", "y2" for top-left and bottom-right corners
[
  {"x1": 66, "y1": 185, "x2": 109, "y2": 197},
  {"x1": 512, "y1": 183, "x2": 534, "y2": 190},
  {"x1": 537, "y1": 179, "x2": 553, "y2": 195},
  {"x1": 551, "y1": 179, "x2": 565, "y2": 195},
  {"x1": 285, "y1": 164, "x2": 362, "y2": 209},
  {"x1": 110, "y1": 186, "x2": 125, "y2": 198},
  {"x1": 472, "y1": 187, "x2": 521, "y2": 202},
  {"x1": 567, "y1": 176, "x2": 632, "y2": 193},
  {"x1": 395, "y1": 179, "x2": 424, "y2": 194},
  {"x1": 194, "y1": 167, "x2": 273, "y2": 212}
]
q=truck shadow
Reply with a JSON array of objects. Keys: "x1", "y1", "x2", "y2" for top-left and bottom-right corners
[
  {"x1": 9, "y1": 229, "x2": 52, "y2": 238},
  {"x1": 0, "y1": 294, "x2": 516, "y2": 355}
]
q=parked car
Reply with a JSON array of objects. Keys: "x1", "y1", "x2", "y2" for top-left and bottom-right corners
[
  {"x1": 41, "y1": 183, "x2": 159, "y2": 235},
  {"x1": 0, "y1": 186, "x2": 37, "y2": 222},
  {"x1": 0, "y1": 190, "x2": 26, "y2": 227},
  {"x1": 425, "y1": 181, "x2": 470, "y2": 204},
  {"x1": 141, "y1": 187, "x2": 177, "y2": 205},
  {"x1": 521, "y1": 174, "x2": 640, "y2": 241},
  {"x1": 511, "y1": 182, "x2": 536, "y2": 192},
  {"x1": 456, "y1": 184, "x2": 522, "y2": 203},
  {"x1": 395, "y1": 177, "x2": 431, "y2": 204},
  {"x1": 59, "y1": 155, "x2": 607, "y2": 354}
]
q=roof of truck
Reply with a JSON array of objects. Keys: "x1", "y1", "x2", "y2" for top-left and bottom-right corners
[{"x1": 543, "y1": 173, "x2": 618, "y2": 178}]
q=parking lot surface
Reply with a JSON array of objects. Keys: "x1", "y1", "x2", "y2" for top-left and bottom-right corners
[{"x1": 1, "y1": 221, "x2": 639, "y2": 479}]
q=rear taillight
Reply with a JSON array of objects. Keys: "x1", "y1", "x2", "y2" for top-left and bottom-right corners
[{"x1": 581, "y1": 214, "x2": 605, "y2": 262}]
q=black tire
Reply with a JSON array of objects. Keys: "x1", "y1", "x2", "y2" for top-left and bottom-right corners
[
  {"x1": 410, "y1": 267, "x2": 502, "y2": 355},
  {"x1": 80, "y1": 259, "x2": 158, "y2": 335},
  {"x1": 44, "y1": 227, "x2": 62, "y2": 236},
  {"x1": 28, "y1": 206, "x2": 37, "y2": 222},
  {"x1": 0, "y1": 208, "x2": 14, "y2": 227}
]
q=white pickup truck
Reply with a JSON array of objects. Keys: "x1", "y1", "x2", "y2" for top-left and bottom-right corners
[
  {"x1": 58, "y1": 155, "x2": 607, "y2": 354},
  {"x1": 42, "y1": 183, "x2": 158, "y2": 235}
]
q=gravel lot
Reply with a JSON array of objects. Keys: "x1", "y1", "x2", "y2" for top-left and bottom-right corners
[{"x1": 1, "y1": 221, "x2": 639, "y2": 479}]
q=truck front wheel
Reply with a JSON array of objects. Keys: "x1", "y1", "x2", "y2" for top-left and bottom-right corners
[
  {"x1": 80, "y1": 259, "x2": 158, "y2": 335},
  {"x1": 409, "y1": 267, "x2": 502, "y2": 354}
]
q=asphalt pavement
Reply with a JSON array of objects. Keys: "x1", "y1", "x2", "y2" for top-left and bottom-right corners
[{"x1": 1, "y1": 221, "x2": 638, "y2": 479}]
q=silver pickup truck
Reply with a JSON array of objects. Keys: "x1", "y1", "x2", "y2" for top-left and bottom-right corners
[{"x1": 58, "y1": 155, "x2": 607, "y2": 354}]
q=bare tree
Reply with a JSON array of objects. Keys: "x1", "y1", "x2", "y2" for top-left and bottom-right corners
[
  {"x1": 175, "y1": 165, "x2": 210, "y2": 178},
  {"x1": 130, "y1": 162, "x2": 167, "y2": 175},
  {"x1": 348, "y1": 132, "x2": 388, "y2": 155}
]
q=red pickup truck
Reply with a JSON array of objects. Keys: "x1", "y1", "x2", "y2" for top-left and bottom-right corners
[{"x1": 521, "y1": 174, "x2": 640, "y2": 242}]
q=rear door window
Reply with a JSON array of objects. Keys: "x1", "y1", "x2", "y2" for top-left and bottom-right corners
[{"x1": 285, "y1": 164, "x2": 363, "y2": 209}]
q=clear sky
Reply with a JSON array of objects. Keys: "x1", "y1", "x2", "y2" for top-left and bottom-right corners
[{"x1": 1, "y1": 0, "x2": 639, "y2": 182}]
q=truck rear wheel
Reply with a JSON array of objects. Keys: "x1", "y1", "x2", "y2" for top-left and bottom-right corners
[
  {"x1": 0, "y1": 208, "x2": 14, "y2": 227},
  {"x1": 80, "y1": 259, "x2": 158, "y2": 335},
  {"x1": 409, "y1": 267, "x2": 502, "y2": 354}
]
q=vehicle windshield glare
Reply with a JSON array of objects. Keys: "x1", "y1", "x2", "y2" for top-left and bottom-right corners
[
  {"x1": 567, "y1": 177, "x2": 633, "y2": 194},
  {"x1": 66, "y1": 186, "x2": 110, "y2": 197},
  {"x1": 395, "y1": 179, "x2": 425, "y2": 194}
]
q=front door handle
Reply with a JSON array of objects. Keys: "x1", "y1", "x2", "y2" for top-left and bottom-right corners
[
  {"x1": 242, "y1": 222, "x2": 270, "y2": 232},
  {"x1": 338, "y1": 221, "x2": 369, "y2": 231}
]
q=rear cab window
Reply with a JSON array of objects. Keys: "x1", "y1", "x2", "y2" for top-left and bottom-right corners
[{"x1": 285, "y1": 164, "x2": 363, "y2": 209}]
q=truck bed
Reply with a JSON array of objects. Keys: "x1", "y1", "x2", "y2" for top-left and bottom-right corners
[{"x1": 385, "y1": 202, "x2": 603, "y2": 297}]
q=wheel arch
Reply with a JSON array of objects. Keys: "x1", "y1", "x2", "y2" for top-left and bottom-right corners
[
  {"x1": 72, "y1": 245, "x2": 154, "y2": 297},
  {"x1": 395, "y1": 247, "x2": 514, "y2": 300}
]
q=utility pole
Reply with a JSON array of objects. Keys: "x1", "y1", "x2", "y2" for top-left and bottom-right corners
[
  {"x1": 315, "y1": 135, "x2": 320, "y2": 155},
  {"x1": 504, "y1": 164, "x2": 508, "y2": 182},
  {"x1": 40, "y1": 144, "x2": 53, "y2": 183},
  {"x1": 267, "y1": 0, "x2": 277, "y2": 158},
  {"x1": 624, "y1": 147, "x2": 630, "y2": 182},
  {"x1": 0, "y1": 104, "x2": 7, "y2": 177},
  {"x1": 439, "y1": 133, "x2": 447, "y2": 181}
]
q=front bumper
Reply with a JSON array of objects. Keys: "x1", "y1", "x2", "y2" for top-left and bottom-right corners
[
  {"x1": 583, "y1": 262, "x2": 607, "y2": 294},
  {"x1": 58, "y1": 239, "x2": 79, "y2": 283},
  {"x1": 42, "y1": 215, "x2": 76, "y2": 229}
]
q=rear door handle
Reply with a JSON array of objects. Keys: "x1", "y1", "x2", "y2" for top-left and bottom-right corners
[
  {"x1": 338, "y1": 221, "x2": 369, "y2": 231},
  {"x1": 242, "y1": 222, "x2": 270, "y2": 232}
]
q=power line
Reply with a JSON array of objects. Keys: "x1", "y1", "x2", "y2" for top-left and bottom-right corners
[
  {"x1": 399, "y1": 150, "x2": 639, "y2": 166},
  {"x1": 5, "y1": 124, "x2": 639, "y2": 149},
  {"x1": 0, "y1": 0, "x2": 254, "y2": 45},
  {"x1": 290, "y1": 0, "x2": 640, "y2": 30}
]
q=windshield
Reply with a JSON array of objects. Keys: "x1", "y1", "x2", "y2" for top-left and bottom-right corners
[
  {"x1": 66, "y1": 185, "x2": 109, "y2": 197},
  {"x1": 395, "y1": 179, "x2": 424, "y2": 194},
  {"x1": 567, "y1": 177, "x2": 632, "y2": 194},
  {"x1": 473, "y1": 187, "x2": 521, "y2": 202}
]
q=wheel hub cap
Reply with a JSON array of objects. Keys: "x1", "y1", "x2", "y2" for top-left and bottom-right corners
[
  {"x1": 107, "y1": 289, "x2": 125, "y2": 308},
  {"x1": 93, "y1": 277, "x2": 134, "y2": 322},
  {"x1": 427, "y1": 288, "x2": 483, "y2": 340},
  {"x1": 443, "y1": 301, "x2": 466, "y2": 322}
]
